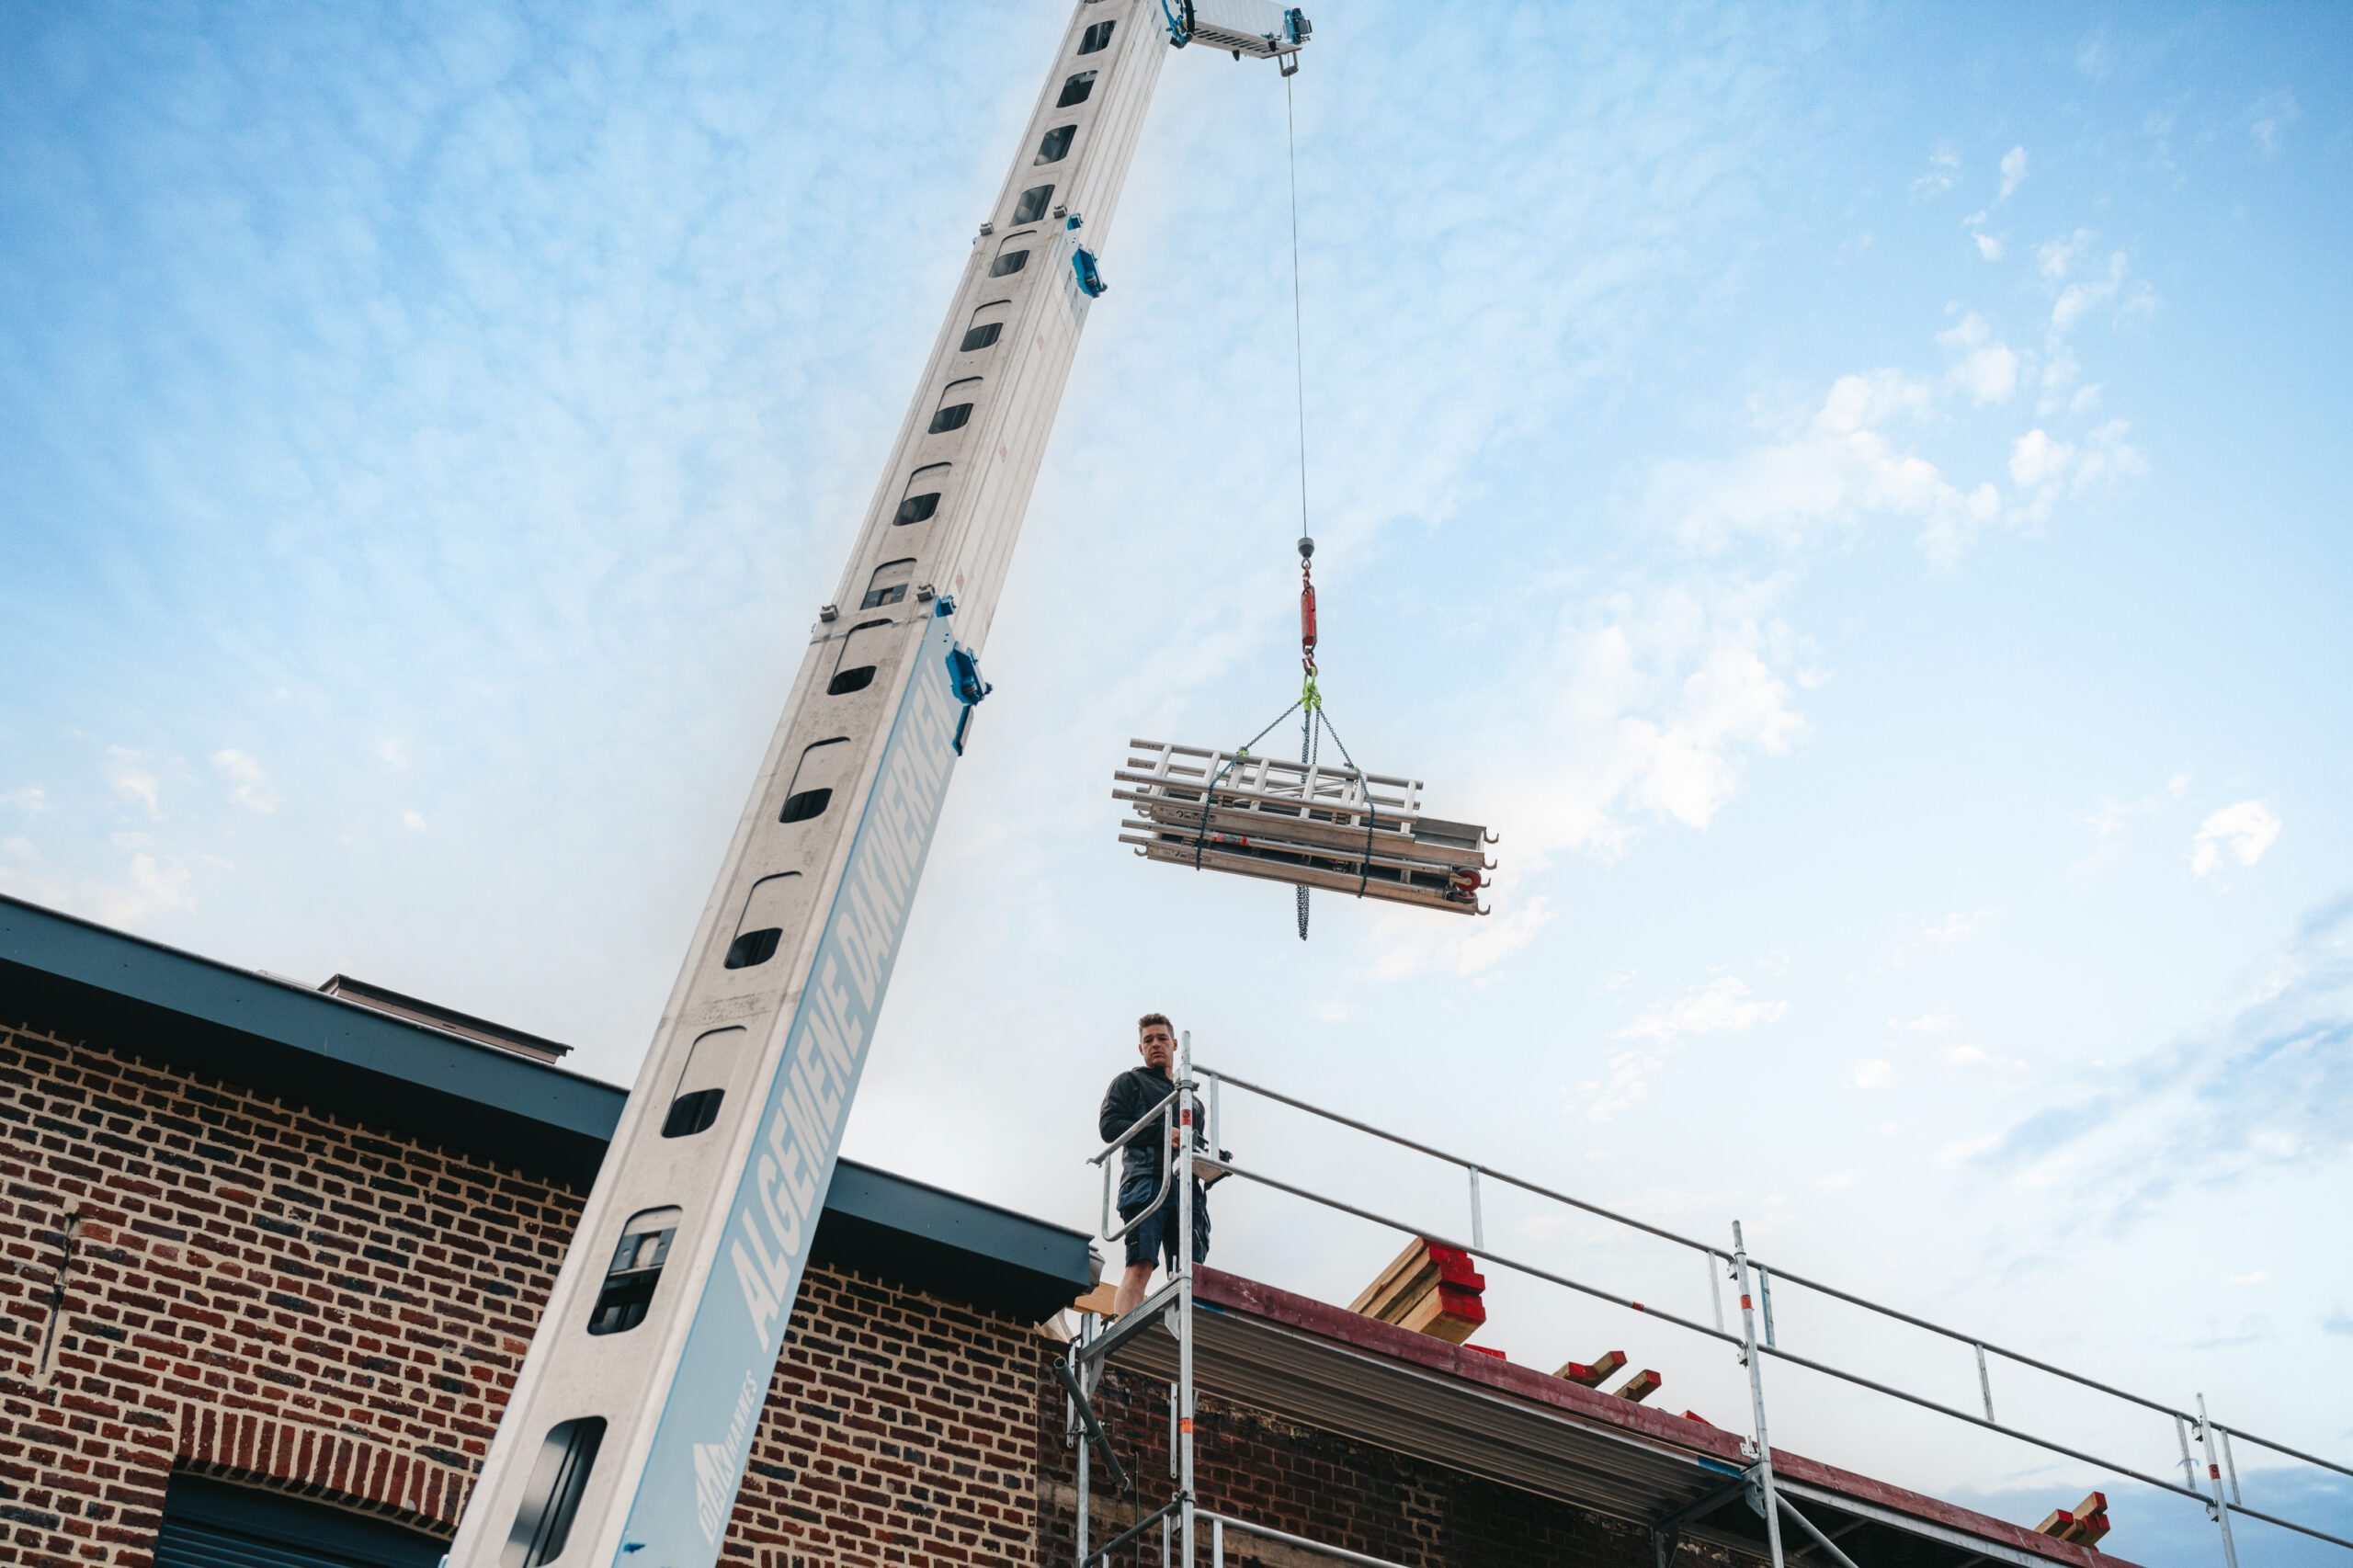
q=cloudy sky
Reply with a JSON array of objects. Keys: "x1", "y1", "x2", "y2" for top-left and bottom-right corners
[{"x1": 3, "y1": 2, "x2": 2347, "y2": 1560}]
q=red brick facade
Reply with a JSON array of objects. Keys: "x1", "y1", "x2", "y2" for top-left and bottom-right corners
[
  {"x1": 2, "y1": 1010, "x2": 1753, "y2": 1568},
  {"x1": 1047, "y1": 1365, "x2": 1673, "y2": 1568},
  {"x1": 0, "y1": 1021, "x2": 1051, "y2": 1567}
]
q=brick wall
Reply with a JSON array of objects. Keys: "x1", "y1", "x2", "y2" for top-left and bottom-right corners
[
  {"x1": 0, "y1": 1012, "x2": 1747, "y2": 1568},
  {"x1": 0, "y1": 1021, "x2": 1055, "y2": 1567},
  {"x1": 1040, "y1": 1363, "x2": 1730, "y2": 1568}
]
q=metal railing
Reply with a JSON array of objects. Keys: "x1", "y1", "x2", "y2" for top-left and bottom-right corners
[
  {"x1": 1190, "y1": 1062, "x2": 2353, "y2": 1564},
  {"x1": 1092, "y1": 1081, "x2": 1183, "y2": 1243},
  {"x1": 1062, "y1": 1044, "x2": 2353, "y2": 1567}
]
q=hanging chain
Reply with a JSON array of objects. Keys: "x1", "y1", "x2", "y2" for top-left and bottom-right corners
[{"x1": 1297, "y1": 704, "x2": 1317, "y2": 940}]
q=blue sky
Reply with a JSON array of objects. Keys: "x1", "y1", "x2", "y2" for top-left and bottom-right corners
[{"x1": 3, "y1": 2, "x2": 2348, "y2": 1560}]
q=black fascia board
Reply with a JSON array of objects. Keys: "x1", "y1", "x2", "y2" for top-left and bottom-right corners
[
  {"x1": 0, "y1": 893, "x2": 1093, "y2": 1322},
  {"x1": 0, "y1": 893, "x2": 620, "y2": 1184},
  {"x1": 812, "y1": 1160, "x2": 1099, "y2": 1323}
]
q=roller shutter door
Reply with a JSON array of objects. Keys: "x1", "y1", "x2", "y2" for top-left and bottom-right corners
[{"x1": 156, "y1": 1475, "x2": 446, "y2": 1568}]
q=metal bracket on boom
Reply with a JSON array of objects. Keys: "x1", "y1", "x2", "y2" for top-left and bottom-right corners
[
  {"x1": 1065, "y1": 212, "x2": 1108, "y2": 299},
  {"x1": 1164, "y1": 0, "x2": 1311, "y2": 69},
  {"x1": 946, "y1": 642, "x2": 990, "y2": 756}
]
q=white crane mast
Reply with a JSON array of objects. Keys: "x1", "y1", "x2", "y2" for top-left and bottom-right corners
[{"x1": 446, "y1": 6, "x2": 1308, "y2": 1567}]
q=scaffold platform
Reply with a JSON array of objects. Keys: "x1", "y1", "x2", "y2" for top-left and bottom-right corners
[
  {"x1": 1109, "y1": 1267, "x2": 2134, "y2": 1568},
  {"x1": 1062, "y1": 1035, "x2": 2352, "y2": 1568},
  {"x1": 1114, "y1": 739, "x2": 1495, "y2": 915}
]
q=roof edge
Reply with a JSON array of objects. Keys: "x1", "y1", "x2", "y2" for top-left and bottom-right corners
[{"x1": 0, "y1": 892, "x2": 1093, "y2": 1322}]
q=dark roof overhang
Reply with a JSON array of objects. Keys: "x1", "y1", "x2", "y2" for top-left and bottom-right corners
[{"x1": 0, "y1": 893, "x2": 1092, "y2": 1323}]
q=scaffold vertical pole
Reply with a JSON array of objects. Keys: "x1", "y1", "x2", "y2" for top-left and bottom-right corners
[
  {"x1": 1733, "y1": 1221, "x2": 1788, "y2": 1568},
  {"x1": 2198, "y1": 1393, "x2": 2241, "y2": 1568},
  {"x1": 1074, "y1": 1330, "x2": 1091, "y2": 1565},
  {"x1": 1178, "y1": 1029, "x2": 1199, "y2": 1568}
]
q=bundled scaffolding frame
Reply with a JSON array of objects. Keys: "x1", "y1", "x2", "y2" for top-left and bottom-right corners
[
  {"x1": 1115, "y1": 739, "x2": 1496, "y2": 915},
  {"x1": 1061, "y1": 1033, "x2": 2353, "y2": 1568}
]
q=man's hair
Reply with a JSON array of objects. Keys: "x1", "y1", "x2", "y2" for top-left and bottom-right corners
[{"x1": 1137, "y1": 1012, "x2": 1174, "y2": 1036}]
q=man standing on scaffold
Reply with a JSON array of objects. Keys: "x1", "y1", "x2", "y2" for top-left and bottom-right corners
[{"x1": 1099, "y1": 1012, "x2": 1213, "y2": 1316}]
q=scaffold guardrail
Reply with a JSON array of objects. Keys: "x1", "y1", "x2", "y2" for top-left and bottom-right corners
[{"x1": 1060, "y1": 1034, "x2": 2353, "y2": 1568}]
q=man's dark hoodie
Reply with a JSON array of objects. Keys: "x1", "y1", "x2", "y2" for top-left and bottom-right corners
[{"x1": 1097, "y1": 1062, "x2": 1205, "y2": 1191}]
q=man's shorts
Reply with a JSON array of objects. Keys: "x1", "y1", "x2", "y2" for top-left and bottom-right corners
[{"x1": 1118, "y1": 1172, "x2": 1210, "y2": 1271}]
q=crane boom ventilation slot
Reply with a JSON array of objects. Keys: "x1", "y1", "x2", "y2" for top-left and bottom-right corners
[{"x1": 1115, "y1": 738, "x2": 1495, "y2": 915}]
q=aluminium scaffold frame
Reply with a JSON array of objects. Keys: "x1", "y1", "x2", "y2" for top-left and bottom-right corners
[
  {"x1": 1115, "y1": 740, "x2": 1497, "y2": 915},
  {"x1": 1059, "y1": 1033, "x2": 2353, "y2": 1568}
]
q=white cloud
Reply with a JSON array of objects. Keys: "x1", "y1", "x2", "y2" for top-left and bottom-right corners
[
  {"x1": 1922, "y1": 908, "x2": 1988, "y2": 944},
  {"x1": 1943, "y1": 1043, "x2": 2030, "y2": 1074},
  {"x1": 2073, "y1": 776, "x2": 2199, "y2": 881},
  {"x1": 209, "y1": 748, "x2": 282, "y2": 814},
  {"x1": 1475, "y1": 581, "x2": 1813, "y2": 869},
  {"x1": 2037, "y1": 230, "x2": 2091, "y2": 282},
  {"x1": 1938, "y1": 313, "x2": 2018, "y2": 404},
  {"x1": 1370, "y1": 893, "x2": 1553, "y2": 983},
  {"x1": 0, "y1": 837, "x2": 199, "y2": 926},
  {"x1": 1574, "y1": 976, "x2": 1787, "y2": 1124},
  {"x1": 1851, "y1": 1058, "x2": 1896, "y2": 1089},
  {"x1": 2249, "y1": 91, "x2": 2301, "y2": 155},
  {"x1": 1911, "y1": 147, "x2": 1961, "y2": 197},
  {"x1": 401, "y1": 810, "x2": 427, "y2": 832},
  {"x1": 107, "y1": 747, "x2": 161, "y2": 819},
  {"x1": 1631, "y1": 642, "x2": 1807, "y2": 826},
  {"x1": 2053, "y1": 268, "x2": 2120, "y2": 331},
  {"x1": 1890, "y1": 909, "x2": 1991, "y2": 966},
  {"x1": 376, "y1": 738, "x2": 410, "y2": 767},
  {"x1": 2190, "y1": 801, "x2": 2281, "y2": 878},
  {"x1": 1893, "y1": 1012, "x2": 1958, "y2": 1034},
  {"x1": 1998, "y1": 145, "x2": 2029, "y2": 200},
  {"x1": 2009, "y1": 428, "x2": 2072, "y2": 488},
  {"x1": 0, "y1": 788, "x2": 44, "y2": 812},
  {"x1": 2009, "y1": 420, "x2": 2146, "y2": 521},
  {"x1": 1311, "y1": 999, "x2": 1358, "y2": 1024},
  {"x1": 2085, "y1": 794, "x2": 2147, "y2": 839},
  {"x1": 1814, "y1": 1170, "x2": 1858, "y2": 1190},
  {"x1": 1572, "y1": 1045, "x2": 1670, "y2": 1124},
  {"x1": 1973, "y1": 231, "x2": 2006, "y2": 262},
  {"x1": 1619, "y1": 976, "x2": 1788, "y2": 1042},
  {"x1": 1658, "y1": 369, "x2": 2002, "y2": 566},
  {"x1": 2228, "y1": 1270, "x2": 2270, "y2": 1287},
  {"x1": 1938, "y1": 1133, "x2": 1999, "y2": 1167}
]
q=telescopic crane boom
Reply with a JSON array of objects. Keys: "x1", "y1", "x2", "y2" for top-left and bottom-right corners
[{"x1": 446, "y1": 6, "x2": 1310, "y2": 1567}]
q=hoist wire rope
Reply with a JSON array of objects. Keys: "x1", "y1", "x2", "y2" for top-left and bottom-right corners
[
  {"x1": 1285, "y1": 69, "x2": 1319, "y2": 940},
  {"x1": 1284, "y1": 71, "x2": 1309, "y2": 547},
  {"x1": 1188, "y1": 62, "x2": 1378, "y2": 937}
]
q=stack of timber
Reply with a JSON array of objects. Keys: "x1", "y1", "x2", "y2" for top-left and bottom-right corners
[
  {"x1": 2035, "y1": 1493, "x2": 2112, "y2": 1548},
  {"x1": 1555, "y1": 1348, "x2": 1662, "y2": 1403},
  {"x1": 1553, "y1": 1351, "x2": 1626, "y2": 1387},
  {"x1": 1348, "y1": 1236, "x2": 1487, "y2": 1344},
  {"x1": 1115, "y1": 739, "x2": 1495, "y2": 915}
]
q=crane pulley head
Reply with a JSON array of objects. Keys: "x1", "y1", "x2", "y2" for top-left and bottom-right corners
[{"x1": 1164, "y1": 1, "x2": 1312, "y2": 74}]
